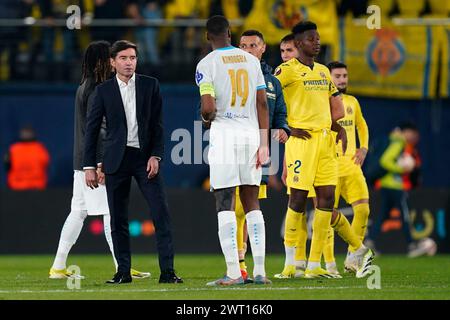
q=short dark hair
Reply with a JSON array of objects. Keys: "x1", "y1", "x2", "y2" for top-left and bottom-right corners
[
  {"x1": 327, "y1": 61, "x2": 348, "y2": 72},
  {"x1": 111, "y1": 40, "x2": 138, "y2": 58},
  {"x1": 399, "y1": 121, "x2": 419, "y2": 132},
  {"x1": 281, "y1": 33, "x2": 295, "y2": 43},
  {"x1": 206, "y1": 15, "x2": 229, "y2": 36},
  {"x1": 241, "y1": 29, "x2": 264, "y2": 42},
  {"x1": 292, "y1": 21, "x2": 317, "y2": 36}
]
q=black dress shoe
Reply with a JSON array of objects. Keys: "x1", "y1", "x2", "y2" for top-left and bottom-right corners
[
  {"x1": 159, "y1": 270, "x2": 183, "y2": 283},
  {"x1": 106, "y1": 272, "x2": 132, "y2": 284}
]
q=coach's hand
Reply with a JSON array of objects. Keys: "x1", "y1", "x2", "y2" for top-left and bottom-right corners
[
  {"x1": 147, "y1": 156, "x2": 160, "y2": 179},
  {"x1": 256, "y1": 145, "x2": 269, "y2": 169},
  {"x1": 273, "y1": 129, "x2": 289, "y2": 143},
  {"x1": 353, "y1": 147, "x2": 368, "y2": 166},
  {"x1": 85, "y1": 169, "x2": 99, "y2": 189},
  {"x1": 97, "y1": 165, "x2": 105, "y2": 185},
  {"x1": 336, "y1": 127, "x2": 348, "y2": 156}
]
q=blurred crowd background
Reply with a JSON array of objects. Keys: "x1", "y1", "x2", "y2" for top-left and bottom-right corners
[{"x1": 0, "y1": 0, "x2": 448, "y2": 82}]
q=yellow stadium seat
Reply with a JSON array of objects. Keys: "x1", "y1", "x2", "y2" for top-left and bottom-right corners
[
  {"x1": 396, "y1": 0, "x2": 425, "y2": 18},
  {"x1": 428, "y1": 0, "x2": 450, "y2": 17},
  {"x1": 369, "y1": 0, "x2": 394, "y2": 17}
]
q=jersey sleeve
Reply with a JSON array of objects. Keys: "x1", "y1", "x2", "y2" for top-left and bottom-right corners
[
  {"x1": 195, "y1": 60, "x2": 215, "y2": 97},
  {"x1": 354, "y1": 98, "x2": 369, "y2": 149},
  {"x1": 380, "y1": 139, "x2": 405, "y2": 174},
  {"x1": 256, "y1": 62, "x2": 266, "y2": 91},
  {"x1": 274, "y1": 63, "x2": 293, "y2": 89},
  {"x1": 326, "y1": 69, "x2": 340, "y2": 97}
]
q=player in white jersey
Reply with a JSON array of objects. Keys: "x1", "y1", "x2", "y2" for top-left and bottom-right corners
[{"x1": 196, "y1": 15, "x2": 271, "y2": 286}]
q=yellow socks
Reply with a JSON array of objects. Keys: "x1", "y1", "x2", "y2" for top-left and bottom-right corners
[
  {"x1": 308, "y1": 208, "x2": 332, "y2": 263},
  {"x1": 332, "y1": 211, "x2": 362, "y2": 252},
  {"x1": 323, "y1": 226, "x2": 335, "y2": 263},
  {"x1": 235, "y1": 195, "x2": 247, "y2": 270},
  {"x1": 294, "y1": 212, "x2": 307, "y2": 261},
  {"x1": 283, "y1": 207, "x2": 304, "y2": 267},
  {"x1": 284, "y1": 207, "x2": 303, "y2": 247},
  {"x1": 349, "y1": 203, "x2": 370, "y2": 252}
]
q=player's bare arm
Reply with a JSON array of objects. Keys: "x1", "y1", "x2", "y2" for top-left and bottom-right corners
[
  {"x1": 290, "y1": 127, "x2": 311, "y2": 140},
  {"x1": 256, "y1": 89, "x2": 269, "y2": 168},
  {"x1": 352, "y1": 147, "x2": 368, "y2": 166},
  {"x1": 331, "y1": 121, "x2": 347, "y2": 155},
  {"x1": 200, "y1": 94, "x2": 216, "y2": 129},
  {"x1": 330, "y1": 94, "x2": 344, "y2": 121},
  {"x1": 281, "y1": 154, "x2": 287, "y2": 186}
]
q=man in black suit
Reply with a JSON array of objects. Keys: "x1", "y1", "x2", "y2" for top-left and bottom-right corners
[{"x1": 83, "y1": 40, "x2": 182, "y2": 284}]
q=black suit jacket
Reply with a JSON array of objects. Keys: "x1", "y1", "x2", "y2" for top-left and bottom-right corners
[{"x1": 83, "y1": 74, "x2": 164, "y2": 174}]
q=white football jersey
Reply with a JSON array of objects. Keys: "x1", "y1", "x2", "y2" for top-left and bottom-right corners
[{"x1": 195, "y1": 46, "x2": 266, "y2": 134}]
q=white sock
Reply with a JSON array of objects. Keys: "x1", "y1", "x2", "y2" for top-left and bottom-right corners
[
  {"x1": 103, "y1": 214, "x2": 118, "y2": 270},
  {"x1": 326, "y1": 261, "x2": 337, "y2": 270},
  {"x1": 284, "y1": 246, "x2": 295, "y2": 267},
  {"x1": 51, "y1": 210, "x2": 87, "y2": 270},
  {"x1": 218, "y1": 211, "x2": 241, "y2": 279},
  {"x1": 354, "y1": 244, "x2": 367, "y2": 256},
  {"x1": 295, "y1": 260, "x2": 306, "y2": 270},
  {"x1": 307, "y1": 261, "x2": 321, "y2": 270},
  {"x1": 246, "y1": 210, "x2": 266, "y2": 277}
]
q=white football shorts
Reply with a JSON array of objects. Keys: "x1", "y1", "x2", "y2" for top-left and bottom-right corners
[
  {"x1": 208, "y1": 128, "x2": 262, "y2": 190},
  {"x1": 70, "y1": 170, "x2": 109, "y2": 215}
]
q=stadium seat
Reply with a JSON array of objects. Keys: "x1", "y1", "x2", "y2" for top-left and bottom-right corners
[
  {"x1": 428, "y1": 0, "x2": 450, "y2": 17},
  {"x1": 369, "y1": 0, "x2": 394, "y2": 17},
  {"x1": 396, "y1": 0, "x2": 425, "y2": 18}
]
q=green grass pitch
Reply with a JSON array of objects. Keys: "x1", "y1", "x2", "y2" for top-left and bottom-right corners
[{"x1": 0, "y1": 254, "x2": 449, "y2": 300}]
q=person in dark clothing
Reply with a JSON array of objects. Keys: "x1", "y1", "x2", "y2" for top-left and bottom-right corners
[
  {"x1": 0, "y1": 0, "x2": 33, "y2": 80},
  {"x1": 83, "y1": 40, "x2": 182, "y2": 284},
  {"x1": 49, "y1": 41, "x2": 149, "y2": 279},
  {"x1": 235, "y1": 29, "x2": 290, "y2": 281},
  {"x1": 91, "y1": 0, "x2": 127, "y2": 45},
  {"x1": 366, "y1": 122, "x2": 431, "y2": 257}
]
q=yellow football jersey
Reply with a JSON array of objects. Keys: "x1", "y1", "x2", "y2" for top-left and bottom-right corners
[
  {"x1": 335, "y1": 94, "x2": 369, "y2": 177},
  {"x1": 274, "y1": 59, "x2": 339, "y2": 131}
]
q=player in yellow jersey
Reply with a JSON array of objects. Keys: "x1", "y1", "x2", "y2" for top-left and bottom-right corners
[
  {"x1": 278, "y1": 33, "x2": 314, "y2": 276},
  {"x1": 321, "y1": 61, "x2": 371, "y2": 273},
  {"x1": 274, "y1": 21, "x2": 374, "y2": 279}
]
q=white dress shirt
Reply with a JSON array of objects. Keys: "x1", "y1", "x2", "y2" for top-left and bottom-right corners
[
  {"x1": 83, "y1": 74, "x2": 160, "y2": 170},
  {"x1": 117, "y1": 73, "x2": 140, "y2": 148}
]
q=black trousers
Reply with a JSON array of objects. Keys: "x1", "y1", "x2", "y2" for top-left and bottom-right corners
[
  {"x1": 106, "y1": 147, "x2": 174, "y2": 273},
  {"x1": 368, "y1": 188, "x2": 413, "y2": 245}
]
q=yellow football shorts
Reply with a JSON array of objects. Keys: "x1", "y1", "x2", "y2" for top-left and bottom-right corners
[
  {"x1": 285, "y1": 129, "x2": 338, "y2": 191},
  {"x1": 236, "y1": 184, "x2": 267, "y2": 200},
  {"x1": 287, "y1": 186, "x2": 316, "y2": 198},
  {"x1": 334, "y1": 168, "x2": 369, "y2": 207}
]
